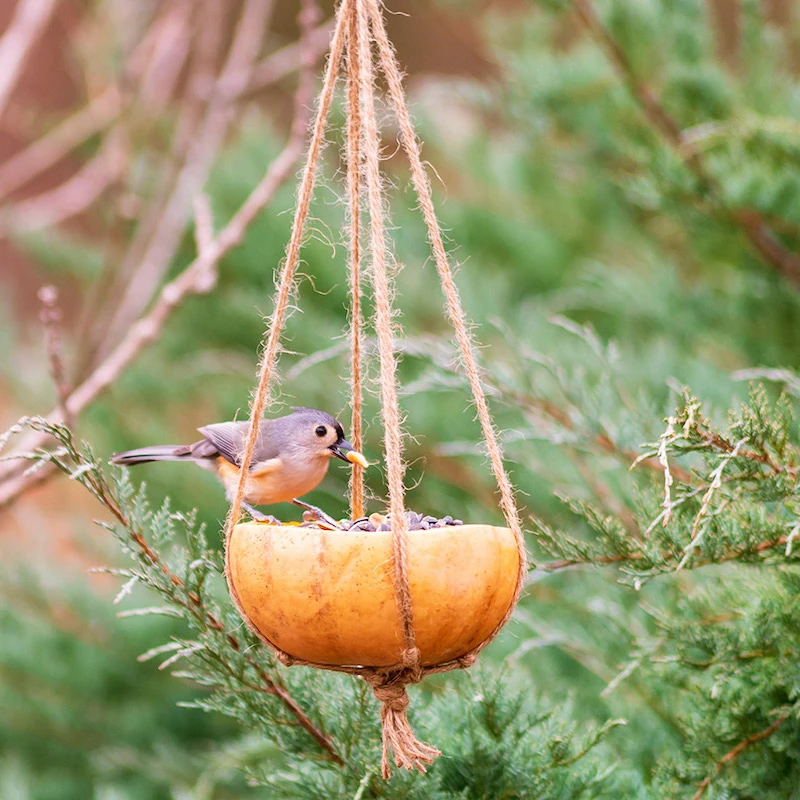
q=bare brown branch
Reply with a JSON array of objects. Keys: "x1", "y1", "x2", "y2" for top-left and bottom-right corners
[
  {"x1": 193, "y1": 193, "x2": 215, "y2": 261},
  {"x1": 105, "y1": 0, "x2": 276, "y2": 348},
  {"x1": 0, "y1": 11, "x2": 321, "y2": 509},
  {"x1": 134, "y1": 0, "x2": 194, "y2": 116},
  {"x1": 2, "y1": 132, "x2": 126, "y2": 234},
  {"x1": 0, "y1": 87, "x2": 122, "y2": 199},
  {"x1": 0, "y1": 1, "x2": 187, "y2": 199},
  {"x1": 242, "y1": 18, "x2": 334, "y2": 96},
  {"x1": 79, "y1": 0, "x2": 225, "y2": 370},
  {"x1": 0, "y1": 0, "x2": 59, "y2": 121}
]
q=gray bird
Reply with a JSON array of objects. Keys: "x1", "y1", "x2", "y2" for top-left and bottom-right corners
[{"x1": 111, "y1": 407, "x2": 368, "y2": 523}]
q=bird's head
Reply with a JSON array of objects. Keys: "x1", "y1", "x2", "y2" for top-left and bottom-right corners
[{"x1": 287, "y1": 408, "x2": 369, "y2": 468}]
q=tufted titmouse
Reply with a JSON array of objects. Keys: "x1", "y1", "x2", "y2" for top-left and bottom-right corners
[{"x1": 111, "y1": 407, "x2": 368, "y2": 523}]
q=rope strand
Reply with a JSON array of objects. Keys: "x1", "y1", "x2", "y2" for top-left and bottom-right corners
[
  {"x1": 345, "y1": 5, "x2": 365, "y2": 519},
  {"x1": 355, "y1": 0, "x2": 417, "y2": 661}
]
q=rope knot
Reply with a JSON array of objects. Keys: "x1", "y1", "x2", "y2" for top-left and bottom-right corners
[
  {"x1": 401, "y1": 645, "x2": 420, "y2": 669},
  {"x1": 371, "y1": 680, "x2": 409, "y2": 712},
  {"x1": 400, "y1": 646, "x2": 423, "y2": 682}
]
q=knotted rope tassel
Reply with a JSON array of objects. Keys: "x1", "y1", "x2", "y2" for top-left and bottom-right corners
[{"x1": 366, "y1": 666, "x2": 441, "y2": 779}]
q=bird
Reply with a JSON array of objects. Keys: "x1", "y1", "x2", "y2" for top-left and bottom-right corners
[{"x1": 110, "y1": 407, "x2": 368, "y2": 524}]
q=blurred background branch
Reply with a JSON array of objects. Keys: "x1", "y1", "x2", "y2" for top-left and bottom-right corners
[
  {"x1": 0, "y1": 0, "x2": 59, "y2": 120},
  {"x1": 0, "y1": 0, "x2": 325, "y2": 510}
]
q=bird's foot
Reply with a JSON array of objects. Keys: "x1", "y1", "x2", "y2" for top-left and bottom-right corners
[
  {"x1": 292, "y1": 499, "x2": 344, "y2": 529},
  {"x1": 242, "y1": 502, "x2": 281, "y2": 525}
]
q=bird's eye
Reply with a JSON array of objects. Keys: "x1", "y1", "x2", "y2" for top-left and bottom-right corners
[{"x1": 315, "y1": 425, "x2": 328, "y2": 437}]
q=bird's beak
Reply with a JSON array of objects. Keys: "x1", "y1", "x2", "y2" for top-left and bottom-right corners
[{"x1": 330, "y1": 439, "x2": 369, "y2": 468}]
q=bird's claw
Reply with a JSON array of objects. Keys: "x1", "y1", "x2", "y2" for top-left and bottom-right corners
[
  {"x1": 292, "y1": 498, "x2": 345, "y2": 529},
  {"x1": 242, "y1": 502, "x2": 281, "y2": 525}
]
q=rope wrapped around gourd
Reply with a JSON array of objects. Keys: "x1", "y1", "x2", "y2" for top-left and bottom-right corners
[{"x1": 223, "y1": 0, "x2": 527, "y2": 779}]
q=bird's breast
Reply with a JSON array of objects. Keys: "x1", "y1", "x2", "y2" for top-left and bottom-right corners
[{"x1": 215, "y1": 456, "x2": 330, "y2": 506}]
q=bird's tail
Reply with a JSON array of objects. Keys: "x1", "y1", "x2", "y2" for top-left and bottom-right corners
[{"x1": 110, "y1": 445, "x2": 193, "y2": 466}]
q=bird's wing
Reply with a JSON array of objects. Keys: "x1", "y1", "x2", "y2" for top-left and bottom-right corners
[
  {"x1": 189, "y1": 438, "x2": 220, "y2": 460},
  {"x1": 197, "y1": 421, "x2": 280, "y2": 468}
]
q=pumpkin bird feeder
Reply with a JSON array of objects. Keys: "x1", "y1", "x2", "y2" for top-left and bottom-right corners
[{"x1": 224, "y1": 0, "x2": 527, "y2": 778}]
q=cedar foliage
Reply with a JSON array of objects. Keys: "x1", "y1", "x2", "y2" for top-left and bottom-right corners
[{"x1": 2, "y1": 0, "x2": 800, "y2": 797}]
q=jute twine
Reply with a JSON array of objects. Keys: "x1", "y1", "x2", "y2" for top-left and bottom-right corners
[
  {"x1": 223, "y1": 0, "x2": 527, "y2": 779},
  {"x1": 345, "y1": 2, "x2": 365, "y2": 520}
]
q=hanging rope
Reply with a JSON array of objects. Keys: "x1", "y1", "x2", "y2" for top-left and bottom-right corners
[
  {"x1": 352, "y1": 0, "x2": 440, "y2": 776},
  {"x1": 354, "y1": 0, "x2": 416, "y2": 665},
  {"x1": 225, "y1": 0, "x2": 527, "y2": 779},
  {"x1": 345, "y1": 2, "x2": 365, "y2": 520}
]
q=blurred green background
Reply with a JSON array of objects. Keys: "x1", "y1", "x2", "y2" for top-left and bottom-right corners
[{"x1": 2, "y1": 0, "x2": 800, "y2": 797}]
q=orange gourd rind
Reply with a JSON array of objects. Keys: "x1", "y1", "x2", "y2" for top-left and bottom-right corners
[{"x1": 226, "y1": 522, "x2": 519, "y2": 668}]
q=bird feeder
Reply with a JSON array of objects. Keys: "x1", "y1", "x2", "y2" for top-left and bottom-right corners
[
  {"x1": 224, "y1": 0, "x2": 527, "y2": 779},
  {"x1": 228, "y1": 524, "x2": 520, "y2": 667}
]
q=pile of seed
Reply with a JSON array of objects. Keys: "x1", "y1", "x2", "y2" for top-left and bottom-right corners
[
  {"x1": 345, "y1": 511, "x2": 463, "y2": 531},
  {"x1": 301, "y1": 509, "x2": 463, "y2": 531}
]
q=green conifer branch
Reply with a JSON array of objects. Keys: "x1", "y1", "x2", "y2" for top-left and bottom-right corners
[
  {"x1": 690, "y1": 712, "x2": 790, "y2": 800},
  {"x1": 532, "y1": 385, "x2": 799, "y2": 580},
  {"x1": 569, "y1": 0, "x2": 800, "y2": 286}
]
